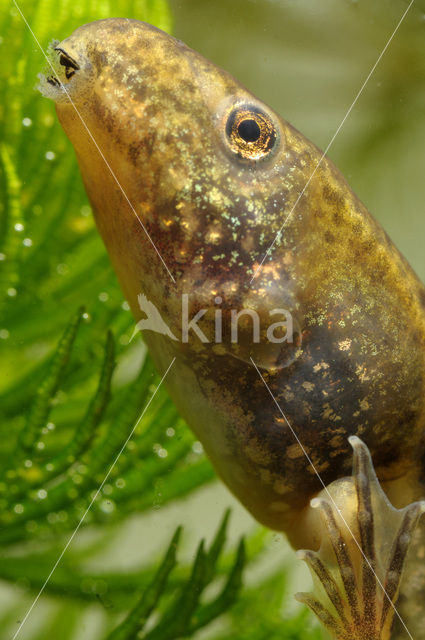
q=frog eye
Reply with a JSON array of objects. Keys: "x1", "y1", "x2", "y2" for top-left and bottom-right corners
[
  {"x1": 225, "y1": 105, "x2": 277, "y2": 161},
  {"x1": 54, "y1": 48, "x2": 80, "y2": 80}
]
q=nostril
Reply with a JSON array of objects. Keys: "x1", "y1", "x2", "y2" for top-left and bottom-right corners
[
  {"x1": 54, "y1": 48, "x2": 80, "y2": 79},
  {"x1": 46, "y1": 75, "x2": 61, "y2": 88}
]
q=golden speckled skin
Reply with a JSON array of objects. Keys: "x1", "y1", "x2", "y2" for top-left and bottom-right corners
[{"x1": 40, "y1": 18, "x2": 425, "y2": 636}]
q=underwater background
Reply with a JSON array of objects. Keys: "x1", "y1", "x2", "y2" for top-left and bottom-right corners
[{"x1": 0, "y1": 0, "x2": 424, "y2": 638}]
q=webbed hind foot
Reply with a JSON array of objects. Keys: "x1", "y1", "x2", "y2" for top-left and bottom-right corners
[{"x1": 296, "y1": 436, "x2": 425, "y2": 640}]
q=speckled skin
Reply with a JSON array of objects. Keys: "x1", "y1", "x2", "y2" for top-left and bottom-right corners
[{"x1": 40, "y1": 18, "x2": 425, "y2": 636}]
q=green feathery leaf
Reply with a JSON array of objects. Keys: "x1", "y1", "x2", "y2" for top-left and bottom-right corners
[{"x1": 107, "y1": 527, "x2": 182, "y2": 640}]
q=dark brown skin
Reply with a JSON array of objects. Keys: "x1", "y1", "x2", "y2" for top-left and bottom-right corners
[{"x1": 39, "y1": 19, "x2": 425, "y2": 638}]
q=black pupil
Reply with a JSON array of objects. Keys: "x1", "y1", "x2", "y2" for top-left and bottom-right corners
[{"x1": 237, "y1": 119, "x2": 261, "y2": 142}]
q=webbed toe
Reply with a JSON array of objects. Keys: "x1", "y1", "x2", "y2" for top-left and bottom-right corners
[{"x1": 296, "y1": 437, "x2": 425, "y2": 640}]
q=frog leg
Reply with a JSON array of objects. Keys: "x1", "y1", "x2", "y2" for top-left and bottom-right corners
[{"x1": 295, "y1": 436, "x2": 425, "y2": 640}]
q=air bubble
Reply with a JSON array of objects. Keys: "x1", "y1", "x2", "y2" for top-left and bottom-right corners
[
  {"x1": 100, "y1": 500, "x2": 115, "y2": 513},
  {"x1": 153, "y1": 443, "x2": 168, "y2": 458},
  {"x1": 80, "y1": 205, "x2": 91, "y2": 216},
  {"x1": 56, "y1": 263, "x2": 69, "y2": 275},
  {"x1": 192, "y1": 441, "x2": 203, "y2": 454}
]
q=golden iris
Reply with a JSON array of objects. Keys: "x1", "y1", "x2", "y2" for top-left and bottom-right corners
[{"x1": 226, "y1": 105, "x2": 277, "y2": 160}]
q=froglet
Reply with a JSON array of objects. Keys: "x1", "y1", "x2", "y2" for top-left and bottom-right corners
[{"x1": 38, "y1": 19, "x2": 425, "y2": 639}]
